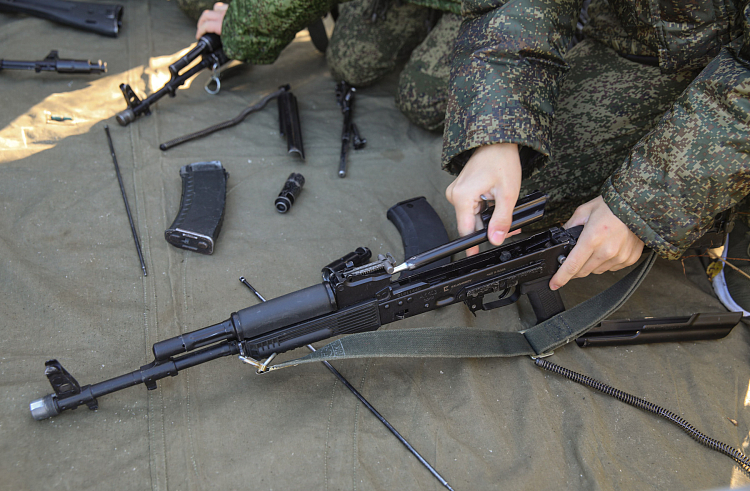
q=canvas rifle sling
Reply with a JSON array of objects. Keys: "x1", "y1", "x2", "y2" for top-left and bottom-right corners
[{"x1": 268, "y1": 251, "x2": 657, "y2": 371}]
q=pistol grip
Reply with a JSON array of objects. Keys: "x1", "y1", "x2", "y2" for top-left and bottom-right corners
[
  {"x1": 521, "y1": 276, "x2": 565, "y2": 323},
  {"x1": 386, "y1": 197, "x2": 450, "y2": 278}
]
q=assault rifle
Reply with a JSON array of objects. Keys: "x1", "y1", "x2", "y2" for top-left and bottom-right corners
[
  {"x1": 30, "y1": 193, "x2": 578, "y2": 421},
  {"x1": 116, "y1": 33, "x2": 228, "y2": 126},
  {"x1": 0, "y1": 50, "x2": 106, "y2": 74},
  {"x1": 0, "y1": 0, "x2": 123, "y2": 37}
]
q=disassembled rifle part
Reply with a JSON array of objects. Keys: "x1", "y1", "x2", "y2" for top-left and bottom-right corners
[
  {"x1": 104, "y1": 125, "x2": 147, "y2": 276},
  {"x1": 275, "y1": 173, "x2": 305, "y2": 213},
  {"x1": 278, "y1": 87, "x2": 305, "y2": 159},
  {"x1": 116, "y1": 33, "x2": 228, "y2": 126},
  {"x1": 336, "y1": 81, "x2": 366, "y2": 178},
  {"x1": 0, "y1": 0, "x2": 123, "y2": 37},
  {"x1": 391, "y1": 191, "x2": 548, "y2": 274},
  {"x1": 0, "y1": 50, "x2": 106, "y2": 74},
  {"x1": 239, "y1": 277, "x2": 266, "y2": 302},
  {"x1": 159, "y1": 85, "x2": 305, "y2": 158},
  {"x1": 164, "y1": 161, "x2": 229, "y2": 255},
  {"x1": 535, "y1": 357, "x2": 750, "y2": 474},
  {"x1": 321, "y1": 247, "x2": 372, "y2": 281},
  {"x1": 575, "y1": 312, "x2": 742, "y2": 347},
  {"x1": 387, "y1": 197, "x2": 451, "y2": 278},
  {"x1": 238, "y1": 278, "x2": 455, "y2": 490}
]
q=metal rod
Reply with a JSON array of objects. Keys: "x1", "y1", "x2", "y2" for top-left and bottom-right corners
[
  {"x1": 159, "y1": 87, "x2": 286, "y2": 151},
  {"x1": 104, "y1": 125, "x2": 147, "y2": 276},
  {"x1": 238, "y1": 278, "x2": 454, "y2": 490},
  {"x1": 239, "y1": 276, "x2": 266, "y2": 302},
  {"x1": 392, "y1": 192, "x2": 547, "y2": 274}
]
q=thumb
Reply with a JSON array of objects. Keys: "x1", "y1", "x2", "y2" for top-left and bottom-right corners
[{"x1": 486, "y1": 200, "x2": 514, "y2": 246}]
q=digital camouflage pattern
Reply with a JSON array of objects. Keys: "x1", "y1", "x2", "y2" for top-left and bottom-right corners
[
  {"x1": 176, "y1": 0, "x2": 461, "y2": 130},
  {"x1": 215, "y1": 0, "x2": 459, "y2": 64},
  {"x1": 604, "y1": 39, "x2": 750, "y2": 259},
  {"x1": 517, "y1": 38, "x2": 700, "y2": 233},
  {"x1": 220, "y1": 0, "x2": 334, "y2": 63},
  {"x1": 175, "y1": 0, "x2": 222, "y2": 21},
  {"x1": 395, "y1": 13, "x2": 461, "y2": 130},
  {"x1": 583, "y1": 0, "x2": 736, "y2": 72},
  {"x1": 443, "y1": 0, "x2": 750, "y2": 260},
  {"x1": 326, "y1": 0, "x2": 437, "y2": 86},
  {"x1": 326, "y1": 0, "x2": 460, "y2": 130}
]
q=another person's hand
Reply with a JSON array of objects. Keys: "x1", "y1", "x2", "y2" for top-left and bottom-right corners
[
  {"x1": 549, "y1": 196, "x2": 644, "y2": 290},
  {"x1": 445, "y1": 143, "x2": 523, "y2": 256},
  {"x1": 196, "y1": 2, "x2": 229, "y2": 39}
]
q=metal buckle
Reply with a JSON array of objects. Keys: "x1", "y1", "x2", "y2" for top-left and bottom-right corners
[
  {"x1": 238, "y1": 345, "x2": 277, "y2": 374},
  {"x1": 205, "y1": 62, "x2": 221, "y2": 95},
  {"x1": 529, "y1": 351, "x2": 554, "y2": 360}
]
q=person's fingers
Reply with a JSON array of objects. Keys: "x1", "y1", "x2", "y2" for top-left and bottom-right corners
[
  {"x1": 590, "y1": 240, "x2": 644, "y2": 274},
  {"x1": 196, "y1": 8, "x2": 226, "y2": 38},
  {"x1": 486, "y1": 191, "x2": 518, "y2": 246},
  {"x1": 549, "y1": 240, "x2": 593, "y2": 290}
]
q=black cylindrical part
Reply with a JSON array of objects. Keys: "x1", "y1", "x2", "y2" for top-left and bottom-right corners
[
  {"x1": 56, "y1": 59, "x2": 106, "y2": 74},
  {"x1": 0, "y1": 60, "x2": 36, "y2": 70},
  {"x1": 274, "y1": 173, "x2": 305, "y2": 213},
  {"x1": 116, "y1": 107, "x2": 137, "y2": 126},
  {"x1": 235, "y1": 283, "x2": 336, "y2": 340},
  {"x1": 30, "y1": 342, "x2": 239, "y2": 420},
  {"x1": 152, "y1": 319, "x2": 235, "y2": 360},
  {"x1": 169, "y1": 33, "x2": 220, "y2": 76}
]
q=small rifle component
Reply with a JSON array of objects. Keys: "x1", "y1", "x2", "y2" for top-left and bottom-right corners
[
  {"x1": 29, "y1": 193, "x2": 580, "y2": 420},
  {"x1": 391, "y1": 190, "x2": 547, "y2": 275},
  {"x1": 0, "y1": 0, "x2": 123, "y2": 37},
  {"x1": 575, "y1": 312, "x2": 742, "y2": 347},
  {"x1": 0, "y1": 50, "x2": 106, "y2": 74},
  {"x1": 159, "y1": 85, "x2": 305, "y2": 159},
  {"x1": 274, "y1": 173, "x2": 305, "y2": 213},
  {"x1": 116, "y1": 33, "x2": 229, "y2": 126},
  {"x1": 164, "y1": 161, "x2": 229, "y2": 255},
  {"x1": 104, "y1": 126, "x2": 147, "y2": 276},
  {"x1": 278, "y1": 87, "x2": 305, "y2": 159},
  {"x1": 321, "y1": 247, "x2": 372, "y2": 281},
  {"x1": 335, "y1": 81, "x2": 365, "y2": 178}
]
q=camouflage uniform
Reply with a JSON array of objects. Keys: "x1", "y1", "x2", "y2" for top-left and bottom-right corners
[
  {"x1": 327, "y1": 1, "x2": 461, "y2": 130},
  {"x1": 175, "y1": 0, "x2": 220, "y2": 21},
  {"x1": 443, "y1": 0, "x2": 750, "y2": 260},
  {"x1": 176, "y1": 0, "x2": 461, "y2": 130}
]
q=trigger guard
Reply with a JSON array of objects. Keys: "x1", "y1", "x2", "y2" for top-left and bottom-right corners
[{"x1": 466, "y1": 287, "x2": 517, "y2": 314}]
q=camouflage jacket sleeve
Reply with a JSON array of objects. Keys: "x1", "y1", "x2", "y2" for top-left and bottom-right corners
[
  {"x1": 221, "y1": 0, "x2": 335, "y2": 63},
  {"x1": 602, "y1": 1, "x2": 750, "y2": 260},
  {"x1": 441, "y1": 0, "x2": 583, "y2": 175}
]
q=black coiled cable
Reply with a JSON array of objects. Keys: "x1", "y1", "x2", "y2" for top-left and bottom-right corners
[{"x1": 534, "y1": 357, "x2": 750, "y2": 474}]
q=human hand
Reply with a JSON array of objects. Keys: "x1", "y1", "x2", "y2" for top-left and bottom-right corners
[
  {"x1": 445, "y1": 143, "x2": 523, "y2": 256},
  {"x1": 549, "y1": 196, "x2": 644, "y2": 290},
  {"x1": 196, "y1": 2, "x2": 229, "y2": 39}
]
